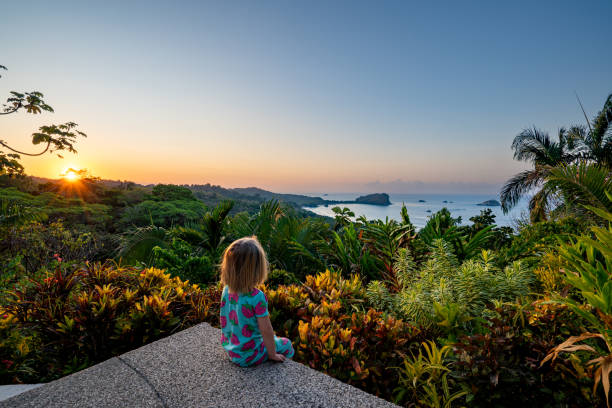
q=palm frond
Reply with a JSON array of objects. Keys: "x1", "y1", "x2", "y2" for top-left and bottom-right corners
[
  {"x1": 116, "y1": 225, "x2": 169, "y2": 265},
  {"x1": 500, "y1": 168, "x2": 545, "y2": 212},
  {"x1": 546, "y1": 163, "x2": 612, "y2": 215}
]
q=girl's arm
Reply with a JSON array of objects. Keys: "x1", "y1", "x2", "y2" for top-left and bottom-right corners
[{"x1": 257, "y1": 315, "x2": 286, "y2": 362}]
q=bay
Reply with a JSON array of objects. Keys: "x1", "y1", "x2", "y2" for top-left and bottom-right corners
[{"x1": 303, "y1": 193, "x2": 529, "y2": 229}]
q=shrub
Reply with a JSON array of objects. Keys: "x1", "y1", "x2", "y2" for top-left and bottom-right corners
[
  {"x1": 453, "y1": 303, "x2": 600, "y2": 407},
  {"x1": 266, "y1": 268, "x2": 299, "y2": 288},
  {"x1": 367, "y1": 244, "x2": 534, "y2": 331},
  {"x1": 151, "y1": 237, "x2": 215, "y2": 285},
  {"x1": 266, "y1": 270, "x2": 419, "y2": 400},
  {"x1": 296, "y1": 309, "x2": 417, "y2": 398},
  {"x1": 394, "y1": 341, "x2": 466, "y2": 408},
  {"x1": 1, "y1": 220, "x2": 99, "y2": 273},
  {"x1": 2, "y1": 262, "x2": 219, "y2": 383}
]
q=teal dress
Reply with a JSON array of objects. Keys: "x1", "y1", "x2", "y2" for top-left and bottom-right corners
[{"x1": 219, "y1": 286, "x2": 294, "y2": 366}]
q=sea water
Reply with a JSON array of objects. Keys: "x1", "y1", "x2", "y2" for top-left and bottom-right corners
[{"x1": 304, "y1": 193, "x2": 529, "y2": 229}]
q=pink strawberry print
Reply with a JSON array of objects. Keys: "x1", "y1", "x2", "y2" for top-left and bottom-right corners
[
  {"x1": 231, "y1": 333, "x2": 240, "y2": 345},
  {"x1": 246, "y1": 350, "x2": 258, "y2": 363},
  {"x1": 241, "y1": 339, "x2": 256, "y2": 351},
  {"x1": 228, "y1": 292, "x2": 239, "y2": 304},
  {"x1": 220, "y1": 333, "x2": 228, "y2": 345},
  {"x1": 282, "y1": 338, "x2": 288, "y2": 345},
  {"x1": 254, "y1": 301, "x2": 267, "y2": 316},
  {"x1": 220, "y1": 299, "x2": 226, "y2": 308},
  {"x1": 220, "y1": 315, "x2": 227, "y2": 328},
  {"x1": 228, "y1": 350, "x2": 241, "y2": 359},
  {"x1": 242, "y1": 324, "x2": 254, "y2": 338},
  {"x1": 254, "y1": 353, "x2": 267, "y2": 365},
  {"x1": 259, "y1": 343, "x2": 264, "y2": 353},
  {"x1": 241, "y1": 304, "x2": 255, "y2": 318},
  {"x1": 249, "y1": 288, "x2": 259, "y2": 297},
  {"x1": 229, "y1": 310, "x2": 238, "y2": 325}
]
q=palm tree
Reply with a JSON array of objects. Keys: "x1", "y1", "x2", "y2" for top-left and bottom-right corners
[
  {"x1": 174, "y1": 200, "x2": 234, "y2": 259},
  {"x1": 544, "y1": 162, "x2": 612, "y2": 219},
  {"x1": 117, "y1": 200, "x2": 234, "y2": 265},
  {"x1": 331, "y1": 206, "x2": 355, "y2": 231},
  {"x1": 500, "y1": 127, "x2": 575, "y2": 220},
  {"x1": 567, "y1": 93, "x2": 612, "y2": 169}
]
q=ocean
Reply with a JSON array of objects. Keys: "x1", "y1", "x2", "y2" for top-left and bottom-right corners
[{"x1": 303, "y1": 193, "x2": 529, "y2": 229}]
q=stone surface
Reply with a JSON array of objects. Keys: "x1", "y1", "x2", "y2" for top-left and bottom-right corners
[
  {"x1": 0, "y1": 385, "x2": 43, "y2": 402},
  {"x1": 3, "y1": 323, "x2": 397, "y2": 408},
  {"x1": 1, "y1": 357, "x2": 163, "y2": 408}
]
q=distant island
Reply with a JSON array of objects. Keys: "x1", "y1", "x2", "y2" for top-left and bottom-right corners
[
  {"x1": 354, "y1": 193, "x2": 391, "y2": 206},
  {"x1": 477, "y1": 199, "x2": 501, "y2": 207}
]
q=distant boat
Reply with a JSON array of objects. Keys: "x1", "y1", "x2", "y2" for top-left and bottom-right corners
[
  {"x1": 426, "y1": 209, "x2": 432, "y2": 213},
  {"x1": 418, "y1": 199, "x2": 426, "y2": 203}
]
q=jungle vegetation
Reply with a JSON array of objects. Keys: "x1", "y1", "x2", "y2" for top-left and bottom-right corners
[{"x1": 1, "y1": 68, "x2": 611, "y2": 407}]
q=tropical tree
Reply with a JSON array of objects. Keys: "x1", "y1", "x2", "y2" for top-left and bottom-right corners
[
  {"x1": 567, "y1": 93, "x2": 612, "y2": 169},
  {"x1": 230, "y1": 200, "x2": 329, "y2": 278},
  {"x1": 544, "y1": 162, "x2": 612, "y2": 220},
  {"x1": 500, "y1": 127, "x2": 575, "y2": 221},
  {"x1": 0, "y1": 65, "x2": 86, "y2": 175},
  {"x1": 419, "y1": 208, "x2": 494, "y2": 262},
  {"x1": 174, "y1": 200, "x2": 234, "y2": 259},
  {"x1": 331, "y1": 206, "x2": 355, "y2": 231},
  {"x1": 542, "y1": 197, "x2": 612, "y2": 406}
]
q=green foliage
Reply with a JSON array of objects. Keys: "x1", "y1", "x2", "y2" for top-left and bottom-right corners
[
  {"x1": 420, "y1": 208, "x2": 494, "y2": 261},
  {"x1": 1, "y1": 262, "x2": 219, "y2": 383},
  {"x1": 324, "y1": 225, "x2": 381, "y2": 280},
  {"x1": 266, "y1": 269, "x2": 299, "y2": 288},
  {"x1": 121, "y1": 199, "x2": 208, "y2": 228},
  {"x1": 151, "y1": 184, "x2": 197, "y2": 201},
  {"x1": 116, "y1": 225, "x2": 168, "y2": 265},
  {"x1": 546, "y1": 162, "x2": 612, "y2": 220},
  {"x1": 394, "y1": 341, "x2": 467, "y2": 408},
  {"x1": 1, "y1": 220, "x2": 99, "y2": 273},
  {"x1": 0, "y1": 187, "x2": 112, "y2": 226},
  {"x1": 541, "y1": 203, "x2": 612, "y2": 405},
  {"x1": 362, "y1": 217, "x2": 415, "y2": 288},
  {"x1": 267, "y1": 270, "x2": 418, "y2": 400},
  {"x1": 453, "y1": 304, "x2": 599, "y2": 407},
  {"x1": 331, "y1": 206, "x2": 355, "y2": 230},
  {"x1": 0, "y1": 198, "x2": 47, "y2": 227},
  {"x1": 367, "y1": 244, "x2": 533, "y2": 331},
  {"x1": 152, "y1": 238, "x2": 215, "y2": 285},
  {"x1": 231, "y1": 201, "x2": 330, "y2": 279}
]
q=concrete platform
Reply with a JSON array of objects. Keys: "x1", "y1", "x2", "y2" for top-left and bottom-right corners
[
  {"x1": 1, "y1": 322, "x2": 397, "y2": 407},
  {"x1": 0, "y1": 385, "x2": 43, "y2": 402}
]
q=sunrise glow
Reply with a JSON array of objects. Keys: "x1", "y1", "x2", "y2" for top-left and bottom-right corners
[{"x1": 62, "y1": 168, "x2": 81, "y2": 182}]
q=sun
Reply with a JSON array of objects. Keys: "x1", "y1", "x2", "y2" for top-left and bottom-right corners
[{"x1": 62, "y1": 168, "x2": 81, "y2": 182}]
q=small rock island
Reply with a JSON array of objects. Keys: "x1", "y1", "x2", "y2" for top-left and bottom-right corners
[
  {"x1": 477, "y1": 199, "x2": 501, "y2": 206},
  {"x1": 355, "y1": 193, "x2": 391, "y2": 206}
]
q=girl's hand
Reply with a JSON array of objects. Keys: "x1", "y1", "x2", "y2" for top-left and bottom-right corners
[{"x1": 269, "y1": 353, "x2": 286, "y2": 362}]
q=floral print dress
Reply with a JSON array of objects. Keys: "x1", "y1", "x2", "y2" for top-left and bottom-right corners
[{"x1": 219, "y1": 286, "x2": 294, "y2": 366}]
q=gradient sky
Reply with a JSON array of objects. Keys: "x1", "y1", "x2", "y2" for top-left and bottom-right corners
[{"x1": 2, "y1": 0, "x2": 611, "y2": 194}]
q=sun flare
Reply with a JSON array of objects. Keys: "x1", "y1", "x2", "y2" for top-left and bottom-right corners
[{"x1": 62, "y1": 168, "x2": 81, "y2": 182}]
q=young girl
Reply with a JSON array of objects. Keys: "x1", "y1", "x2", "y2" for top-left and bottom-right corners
[{"x1": 219, "y1": 236, "x2": 294, "y2": 366}]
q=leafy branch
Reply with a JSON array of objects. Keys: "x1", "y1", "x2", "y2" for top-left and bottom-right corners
[{"x1": 1, "y1": 64, "x2": 86, "y2": 175}]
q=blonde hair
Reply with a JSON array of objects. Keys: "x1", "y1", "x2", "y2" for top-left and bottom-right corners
[{"x1": 220, "y1": 236, "x2": 268, "y2": 294}]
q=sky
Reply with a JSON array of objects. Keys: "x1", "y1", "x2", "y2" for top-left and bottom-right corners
[{"x1": 1, "y1": 0, "x2": 611, "y2": 194}]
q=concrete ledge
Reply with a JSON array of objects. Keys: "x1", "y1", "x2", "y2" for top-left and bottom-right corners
[
  {"x1": 0, "y1": 385, "x2": 43, "y2": 402},
  {"x1": 2, "y1": 323, "x2": 397, "y2": 408}
]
